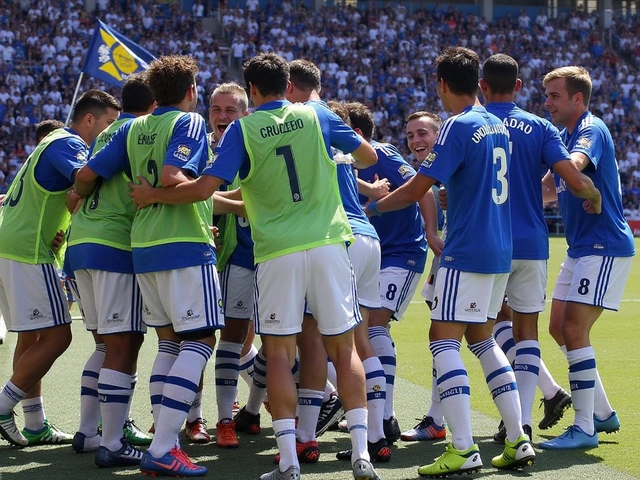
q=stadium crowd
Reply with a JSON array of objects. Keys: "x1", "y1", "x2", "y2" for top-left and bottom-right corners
[{"x1": 0, "y1": 0, "x2": 640, "y2": 217}]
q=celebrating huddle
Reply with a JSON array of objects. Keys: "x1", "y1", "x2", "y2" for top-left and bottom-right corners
[{"x1": 0, "y1": 46, "x2": 634, "y2": 480}]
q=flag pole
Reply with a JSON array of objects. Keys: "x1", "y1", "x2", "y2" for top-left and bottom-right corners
[{"x1": 65, "y1": 72, "x2": 84, "y2": 126}]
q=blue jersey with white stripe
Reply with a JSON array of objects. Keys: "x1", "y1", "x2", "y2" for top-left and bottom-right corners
[
  {"x1": 358, "y1": 141, "x2": 427, "y2": 273},
  {"x1": 227, "y1": 214, "x2": 254, "y2": 270},
  {"x1": 419, "y1": 105, "x2": 512, "y2": 273},
  {"x1": 557, "y1": 112, "x2": 634, "y2": 258},
  {"x1": 486, "y1": 102, "x2": 568, "y2": 260}
]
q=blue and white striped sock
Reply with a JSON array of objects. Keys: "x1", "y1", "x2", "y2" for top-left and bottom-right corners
[
  {"x1": 149, "y1": 340, "x2": 180, "y2": 428},
  {"x1": 149, "y1": 341, "x2": 213, "y2": 457},
  {"x1": 431, "y1": 338, "x2": 473, "y2": 451},
  {"x1": 514, "y1": 340, "x2": 541, "y2": 427},
  {"x1": 296, "y1": 388, "x2": 323, "y2": 443},
  {"x1": 369, "y1": 326, "x2": 396, "y2": 420},
  {"x1": 362, "y1": 356, "x2": 386, "y2": 443},
  {"x1": 568, "y1": 346, "x2": 597, "y2": 435},
  {"x1": 99, "y1": 368, "x2": 133, "y2": 451},
  {"x1": 215, "y1": 340, "x2": 242, "y2": 421},
  {"x1": 77, "y1": 343, "x2": 106, "y2": 436}
]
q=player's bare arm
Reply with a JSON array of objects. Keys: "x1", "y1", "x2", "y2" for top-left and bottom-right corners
[
  {"x1": 356, "y1": 175, "x2": 390, "y2": 201},
  {"x1": 541, "y1": 171, "x2": 557, "y2": 204},
  {"x1": 420, "y1": 188, "x2": 444, "y2": 257},
  {"x1": 350, "y1": 139, "x2": 378, "y2": 169},
  {"x1": 366, "y1": 172, "x2": 435, "y2": 217},
  {"x1": 74, "y1": 164, "x2": 100, "y2": 197},
  {"x1": 552, "y1": 159, "x2": 601, "y2": 214},
  {"x1": 129, "y1": 174, "x2": 224, "y2": 208},
  {"x1": 213, "y1": 193, "x2": 246, "y2": 217}
]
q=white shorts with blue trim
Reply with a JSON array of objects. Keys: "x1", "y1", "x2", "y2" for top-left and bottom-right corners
[
  {"x1": 0, "y1": 258, "x2": 71, "y2": 332},
  {"x1": 221, "y1": 264, "x2": 254, "y2": 320},
  {"x1": 378, "y1": 266, "x2": 421, "y2": 320},
  {"x1": 138, "y1": 264, "x2": 224, "y2": 333},
  {"x1": 349, "y1": 234, "x2": 382, "y2": 309},
  {"x1": 506, "y1": 259, "x2": 547, "y2": 314},
  {"x1": 74, "y1": 269, "x2": 147, "y2": 335},
  {"x1": 431, "y1": 267, "x2": 508, "y2": 323},
  {"x1": 552, "y1": 255, "x2": 633, "y2": 311},
  {"x1": 254, "y1": 243, "x2": 360, "y2": 336}
]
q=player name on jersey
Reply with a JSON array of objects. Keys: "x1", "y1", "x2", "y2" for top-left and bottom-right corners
[
  {"x1": 259, "y1": 119, "x2": 304, "y2": 138},
  {"x1": 471, "y1": 123, "x2": 509, "y2": 144}
]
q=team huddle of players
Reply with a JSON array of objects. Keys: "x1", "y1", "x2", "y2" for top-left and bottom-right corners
[{"x1": 0, "y1": 47, "x2": 634, "y2": 480}]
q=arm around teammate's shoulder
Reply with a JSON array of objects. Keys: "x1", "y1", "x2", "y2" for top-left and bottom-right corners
[
  {"x1": 551, "y1": 158, "x2": 601, "y2": 214},
  {"x1": 350, "y1": 140, "x2": 377, "y2": 169}
]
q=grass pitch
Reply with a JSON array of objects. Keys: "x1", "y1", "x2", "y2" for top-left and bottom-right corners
[{"x1": 0, "y1": 237, "x2": 638, "y2": 479}]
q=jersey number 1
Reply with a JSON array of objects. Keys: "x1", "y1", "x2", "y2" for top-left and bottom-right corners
[{"x1": 276, "y1": 145, "x2": 302, "y2": 203}]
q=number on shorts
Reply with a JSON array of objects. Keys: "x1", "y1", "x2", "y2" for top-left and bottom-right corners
[
  {"x1": 275, "y1": 145, "x2": 302, "y2": 203},
  {"x1": 578, "y1": 278, "x2": 590, "y2": 295},
  {"x1": 386, "y1": 283, "x2": 398, "y2": 301}
]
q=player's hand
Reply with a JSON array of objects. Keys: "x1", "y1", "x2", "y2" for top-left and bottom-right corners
[
  {"x1": 438, "y1": 186, "x2": 447, "y2": 211},
  {"x1": 583, "y1": 197, "x2": 602, "y2": 215},
  {"x1": 51, "y1": 229, "x2": 65, "y2": 255},
  {"x1": 368, "y1": 174, "x2": 391, "y2": 200},
  {"x1": 66, "y1": 189, "x2": 83, "y2": 214},
  {"x1": 427, "y1": 234, "x2": 444, "y2": 257},
  {"x1": 129, "y1": 176, "x2": 155, "y2": 209}
]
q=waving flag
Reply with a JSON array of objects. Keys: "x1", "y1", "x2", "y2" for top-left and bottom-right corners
[{"x1": 82, "y1": 20, "x2": 155, "y2": 88}]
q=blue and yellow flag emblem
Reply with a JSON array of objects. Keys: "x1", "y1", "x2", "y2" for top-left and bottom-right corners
[{"x1": 82, "y1": 20, "x2": 155, "y2": 88}]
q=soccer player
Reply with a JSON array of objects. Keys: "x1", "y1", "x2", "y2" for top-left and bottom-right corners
[
  {"x1": 398, "y1": 111, "x2": 449, "y2": 443},
  {"x1": 480, "y1": 54, "x2": 602, "y2": 441},
  {"x1": 539, "y1": 66, "x2": 634, "y2": 450},
  {"x1": 0, "y1": 91, "x2": 120, "y2": 447},
  {"x1": 365, "y1": 46, "x2": 534, "y2": 476},
  {"x1": 346, "y1": 101, "x2": 428, "y2": 443},
  {"x1": 67, "y1": 73, "x2": 156, "y2": 466},
  {"x1": 286, "y1": 60, "x2": 391, "y2": 464},
  {"x1": 75, "y1": 55, "x2": 220, "y2": 477},
  {"x1": 129, "y1": 52, "x2": 381, "y2": 480}
]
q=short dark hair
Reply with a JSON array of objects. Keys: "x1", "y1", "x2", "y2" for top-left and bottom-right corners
[
  {"x1": 345, "y1": 102, "x2": 375, "y2": 140},
  {"x1": 243, "y1": 53, "x2": 290, "y2": 98},
  {"x1": 436, "y1": 47, "x2": 480, "y2": 96},
  {"x1": 35, "y1": 119, "x2": 64, "y2": 144},
  {"x1": 122, "y1": 72, "x2": 154, "y2": 113},
  {"x1": 146, "y1": 55, "x2": 198, "y2": 106},
  {"x1": 327, "y1": 101, "x2": 350, "y2": 126},
  {"x1": 289, "y1": 59, "x2": 321, "y2": 92},
  {"x1": 482, "y1": 54, "x2": 519, "y2": 95},
  {"x1": 71, "y1": 90, "x2": 121, "y2": 123}
]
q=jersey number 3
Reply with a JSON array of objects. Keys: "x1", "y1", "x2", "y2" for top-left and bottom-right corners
[{"x1": 492, "y1": 147, "x2": 508, "y2": 205}]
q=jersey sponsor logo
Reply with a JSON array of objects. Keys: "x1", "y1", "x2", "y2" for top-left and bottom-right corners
[
  {"x1": 107, "y1": 312, "x2": 123, "y2": 324},
  {"x1": 398, "y1": 164, "x2": 414, "y2": 178},
  {"x1": 30, "y1": 309, "x2": 44, "y2": 321},
  {"x1": 421, "y1": 152, "x2": 437, "y2": 169},
  {"x1": 576, "y1": 137, "x2": 592, "y2": 150},
  {"x1": 76, "y1": 151, "x2": 88, "y2": 163},
  {"x1": 98, "y1": 131, "x2": 116, "y2": 145},
  {"x1": 143, "y1": 304, "x2": 152, "y2": 316},
  {"x1": 173, "y1": 144, "x2": 192, "y2": 162},
  {"x1": 264, "y1": 313, "x2": 279, "y2": 324},
  {"x1": 137, "y1": 132, "x2": 157, "y2": 145}
]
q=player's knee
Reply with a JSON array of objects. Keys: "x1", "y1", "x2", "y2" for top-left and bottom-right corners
[{"x1": 178, "y1": 328, "x2": 216, "y2": 343}]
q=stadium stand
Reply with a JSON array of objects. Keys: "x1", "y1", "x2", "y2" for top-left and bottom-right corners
[{"x1": 0, "y1": 0, "x2": 639, "y2": 222}]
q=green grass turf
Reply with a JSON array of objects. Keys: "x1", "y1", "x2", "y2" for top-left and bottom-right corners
[{"x1": 0, "y1": 237, "x2": 638, "y2": 479}]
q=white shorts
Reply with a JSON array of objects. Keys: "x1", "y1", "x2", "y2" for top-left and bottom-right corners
[
  {"x1": 221, "y1": 264, "x2": 254, "y2": 320},
  {"x1": 506, "y1": 259, "x2": 547, "y2": 314},
  {"x1": 74, "y1": 269, "x2": 147, "y2": 335},
  {"x1": 431, "y1": 268, "x2": 508, "y2": 323},
  {"x1": 254, "y1": 243, "x2": 360, "y2": 336},
  {"x1": 421, "y1": 255, "x2": 440, "y2": 306},
  {"x1": 348, "y1": 235, "x2": 381, "y2": 309},
  {"x1": 378, "y1": 266, "x2": 421, "y2": 320},
  {"x1": 552, "y1": 255, "x2": 633, "y2": 311},
  {"x1": 0, "y1": 258, "x2": 71, "y2": 332},
  {"x1": 138, "y1": 264, "x2": 224, "y2": 333}
]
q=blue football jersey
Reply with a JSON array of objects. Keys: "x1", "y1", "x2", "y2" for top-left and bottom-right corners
[
  {"x1": 358, "y1": 141, "x2": 427, "y2": 273},
  {"x1": 228, "y1": 214, "x2": 255, "y2": 270},
  {"x1": 419, "y1": 105, "x2": 512, "y2": 274},
  {"x1": 557, "y1": 112, "x2": 634, "y2": 258},
  {"x1": 333, "y1": 148, "x2": 378, "y2": 240},
  {"x1": 486, "y1": 102, "x2": 568, "y2": 260}
]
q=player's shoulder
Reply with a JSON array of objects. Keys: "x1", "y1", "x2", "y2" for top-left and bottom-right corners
[
  {"x1": 174, "y1": 111, "x2": 206, "y2": 139},
  {"x1": 372, "y1": 140, "x2": 402, "y2": 159}
]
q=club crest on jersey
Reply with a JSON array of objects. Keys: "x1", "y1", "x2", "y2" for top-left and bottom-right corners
[
  {"x1": 576, "y1": 137, "x2": 592, "y2": 149},
  {"x1": 421, "y1": 152, "x2": 437, "y2": 169},
  {"x1": 398, "y1": 164, "x2": 413, "y2": 179},
  {"x1": 174, "y1": 144, "x2": 192, "y2": 161}
]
